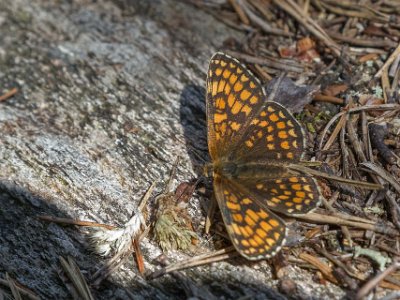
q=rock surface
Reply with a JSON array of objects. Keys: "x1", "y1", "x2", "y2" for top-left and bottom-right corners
[{"x1": 0, "y1": 0, "x2": 345, "y2": 298}]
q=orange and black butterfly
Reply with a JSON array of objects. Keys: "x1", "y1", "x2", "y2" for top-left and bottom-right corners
[{"x1": 205, "y1": 52, "x2": 321, "y2": 260}]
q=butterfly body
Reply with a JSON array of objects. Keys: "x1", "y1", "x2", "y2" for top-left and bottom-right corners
[
  {"x1": 205, "y1": 52, "x2": 321, "y2": 260},
  {"x1": 208, "y1": 161, "x2": 289, "y2": 180}
]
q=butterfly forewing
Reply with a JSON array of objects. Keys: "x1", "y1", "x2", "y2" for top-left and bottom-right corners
[
  {"x1": 213, "y1": 175, "x2": 287, "y2": 260},
  {"x1": 231, "y1": 101, "x2": 305, "y2": 163},
  {"x1": 206, "y1": 52, "x2": 265, "y2": 161}
]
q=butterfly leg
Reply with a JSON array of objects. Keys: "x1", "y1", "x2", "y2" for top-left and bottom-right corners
[{"x1": 205, "y1": 194, "x2": 218, "y2": 234}]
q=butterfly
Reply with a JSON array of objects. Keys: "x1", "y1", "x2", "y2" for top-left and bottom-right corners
[{"x1": 205, "y1": 52, "x2": 321, "y2": 260}]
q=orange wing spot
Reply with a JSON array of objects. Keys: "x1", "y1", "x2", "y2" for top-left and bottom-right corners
[
  {"x1": 228, "y1": 93, "x2": 235, "y2": 107},
  {"x1": 254, "y1": 235, "x2": 264, "y2": 245},
  {"x1": 217, "y1": 80, "x2": 226, "y2": 93},
  {"x1": 267, "y1": 106, "x2": 275, "y2": 112},
  {"x1": 231, "y1": 122, "x2": 241, "y2": 131},
  {"x1": 237, "y1": 67, "x2": 243, "y2": 74},
  {"x1": 257, "y1": 131, "x2": 263, "y2": 138},
  {"x1": 296, "y1": 204, "x2": 303, "y2": 211},
  {"x1": 278, "y1": 110, "x2": 286, "y2": 119},
  {"x1": 228, "y1": 193, "x2": 238, "y2": 202},
  {"x1": 223, "y1": 69, "x2": 231, "y2": 78},
  {"x1": 285, "y1": 202, "x2": 294, "y2": 207},
  {"x1": 240, "y1": 89, "x2": 251, "y2": 101},
  {"x1": 278, "y1": 131, "x2": 288, "y2": 139},
  {"x1": 214, "y1": 113, "x2": 227, "y2": 123},
  {"x1": 250, "y1": 95, "x2": 258, "y2": 104},
  {"x1": 271, "y1": 197, "x2": 280, "y2": 203},
  {"x1": 215, "y1": 68, "x2": 223, "y2": 76},
  {"x1": 251, "y1": 118, "x2": 260, "y2": 125},
  {"x1": 216, "y1": 98, "x2": 226, "y2": 109},
  {"x1": 286, "y1": 152, "x2": 294, "y2": 159},
  {"x1": 292, "y1": 184, "x2": 301, "y2": 190},
  {"x1": 279, "y1": 184, "x2": 287, "y2": 189},
  {"x1": 274, "y1": 232, "x2": 281, "y2": 240},
  {"x1": 249, "y1": 81, "x2": 256, "y2": 88},
  {"x1": 212, "y1": 81, "x2": 218, "y2": 96},
  {"x1": 234, "y1": 81, "x2": 243, "y2": 92},
  {"x1": 278, "y1": 195, "x2": 289, "y2": 200},
  {"x1": 223, "y1": 190, "x2": 229, "y2": 195},
  {"x1": 248, "y1": 247, "x2": 257, "y2": 254},
  {"x1": 260, "y1": 111, "x2": 266, "y2": 117},
  {"x1": 219, "y1": 122, "x2": 227, "y2": 135},
  {"x1": 303, "y1": 185, "x2": 311, "y2": 192},
  {"x1": 276, "y1": 179, "x2": 282, "y2": 184},
  {"x1": 224, "y1": 83, "x2": 231, "y2": 95},
  {"x1": 241, "y1": 240, "x2": 250, "y2": 247},
  {"x1": 241, "y1": 105, "x2": 252, "y2": 116},
  {"x1": 220, "y1": 60, "x2": 227, "y2": 67},
  {"x1": 289, "y1": 177, "x2": 299, "y2": 183},
  {"x1": 264, "y1": 245, "x2": 271, "y2": 251},
  {"x1": 245, "y1": 215, "x2": 255, "y2": 226},
  {"x1": 293, "y1": 140, "x2": 298, "y2": 148},
  {"x1": 267, "y1": 144, "x2": 275, "y2": 150},
  {"x1": 214, "y1": 59, "x2": 220, "y2": 65},
  {"x1": 266, "y1": 238, "x2": 276, "y2": 246},
  {"x1": 277, "y1": 121, "x2": 286, "y2": 129},
  {"x1": 245, "y1": 225, "x2": 254, "y2": 236},
  {"x1": 229, "y1": 74, "x2": 238, "y2": 85},
  {"x1": 240, "y1": 74, "x2": 249, "y2": 82},
  {"x1": 256, "y1": 228, "x2": 267, "y2": 238},
  {"x1": 305, "y1": 199, "x2": 311, "y2": 205},
  {"x1": 231, "y1": 101, "x2": 242, "y2": 114},
  {"x1": 308, "y1": 193, "x2": 314, "y2": 199},
  {"x1": 226, "y1": 201, "x2": 240, "y2": 211},
  {"x1": 271, "y1": 188, "x2": 278, "y2": 194},
  {"x1": 266, "y1": 135, "x2": 273, "y2": 142},
  {"x1": 229, "y1": 62, "x2": 235, "y2": 68},
  {"x1": 256, "y1": 183, "x2": 264, "y2": 190},
  {"x1": 231, "y1": 223, "x2": 241, "y2": 235},
  {"x1": 284, "y1": 190, "x2": 292, "y2": 195},
  {"x1": 293, "y1": 197, "x2": 303, "y2": 203},
  {"x1": 269, "y1": 113, "x2": 279, "y2": 122},
  {"x1": 287, "y1": 120, "x2": 294, "y2": 127},
  {"x1": 258, "y1": 210, "x2": 269, "y2": 219},
  {"x1": 296, "y1": 191, "x2": 306, "y2": 198},
  {"x1": 269, "y1": 219, "x2": 279, "y2": 227},
  {"x1": 260, "y1": 221, "x2": 272, "y2": 231},
  {"x1": 249, "y1": 238, "x2": 258, "y2": 247},
  {"x1": 288, "y1": 129, "x2": 297, "y2": 137},
  {"x1": 259, "y1": 120, "x2": 269, "y2": 127},
  {"x1": 267, "y1": 126, "x2": 274, "y2": 133},
  {"x1": 245, "y1": 140, "x2": 254, "y2": 148},
  {"x1": 281, "y1": 141, "x2": 290, "y2": 149},
  {"x1": 242, "y1": 198, "x2": 252, "y2": 204},
  {"x1": 233, "y1": 214, "x2": 243, "y2": 222},
  {"x1": 239, "y1": 226, "x2": 250, "y2": 237},
  {"x1": 247, "y1": 209, "x2": 260, "y2": 222}
]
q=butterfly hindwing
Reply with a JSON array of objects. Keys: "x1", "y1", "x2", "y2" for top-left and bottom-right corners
[
  {"x1": 213, "y1": 174, "x2": 287, "y2": 260},
  {"x1": 240, "y1": 175, "x2": 321, "y2": 215}
]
